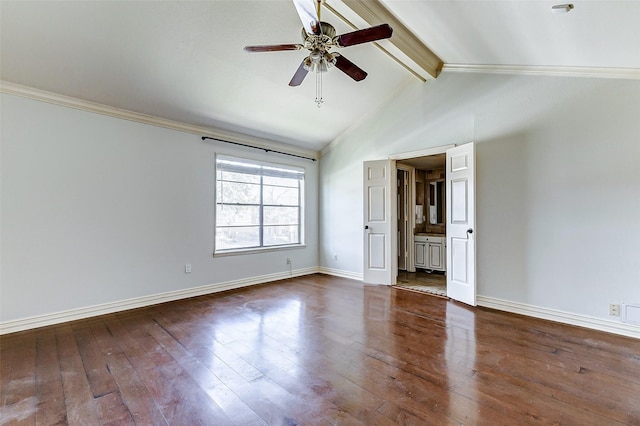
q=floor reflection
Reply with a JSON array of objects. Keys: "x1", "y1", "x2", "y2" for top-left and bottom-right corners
[
  {"x1": 445, "y1": 301, "x2": 478, "y2": 423},
  {"x1": 363, "y1": 284, "x2": 454, "y2": 421},
  {"x1": 3, "y1": 275, "x2": 638, "y2": 424}
]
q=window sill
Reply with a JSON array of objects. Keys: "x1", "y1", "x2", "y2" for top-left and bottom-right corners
[{"x1": 214, "y1": 244, "x2": 306, "y2": 257}]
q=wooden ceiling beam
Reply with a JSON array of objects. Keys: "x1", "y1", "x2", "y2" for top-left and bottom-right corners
[{"x1": 326, "y1": 0, "x2": 443, "y2": 80}]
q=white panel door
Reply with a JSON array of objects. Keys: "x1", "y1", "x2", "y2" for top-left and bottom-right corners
[
  {"x1": 446, "y1": 143, "x2": 476, "y2": 306},
  {"x1": 363, "y1": 160, "x2": 396, "y2": 284}
]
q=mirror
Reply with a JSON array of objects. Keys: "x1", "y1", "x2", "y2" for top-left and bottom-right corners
[{"x1": 429, "y1": 180, "x2": 445, "y2": 224}]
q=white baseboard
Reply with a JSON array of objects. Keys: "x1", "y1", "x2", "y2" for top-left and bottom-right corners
[
  {"x1": 5, "y1": 271, "x2": 637, "y2": 340},
  {"x1": 317, "y1": 267, "x2": 363, "y2": 281},
  {"x1": 477, "y1": 296, "x2": 640, "y2": 339},
  {"x1": 0, "y1": 267, "x2": 319, "y2": 335}
]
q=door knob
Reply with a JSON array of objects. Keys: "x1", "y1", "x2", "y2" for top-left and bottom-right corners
[
  {"x1": 466, "y1": 228, "x2": 473, "y2": 239},
  {"x1": 364, "y1": 225, "x2": 369, "y2": 230}
]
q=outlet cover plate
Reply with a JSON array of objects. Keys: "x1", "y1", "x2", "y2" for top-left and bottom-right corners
[{"x1": 609, "y1": 304, "x2": 620, "y2": 316}]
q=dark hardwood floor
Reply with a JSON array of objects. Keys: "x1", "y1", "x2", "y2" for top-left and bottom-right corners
[{"x1": 2, "y1": 274, "x2": 640, "y2": 425}]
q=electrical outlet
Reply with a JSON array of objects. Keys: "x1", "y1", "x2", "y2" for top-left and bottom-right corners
[
  {"x1": 609, "y1": 304, "x2": 620, "y2": 316},
  {"x1": 334, "y1": 253, "x2": 338, "y2": 261},
  {"x1": 185, "y1": 264, "x2": 191, "y2": 274},
  {"x1": 286, "y1": 257, "x2": 291, "y2": 265}
]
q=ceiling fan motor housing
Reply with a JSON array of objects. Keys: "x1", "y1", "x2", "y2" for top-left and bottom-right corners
[{"x1": 302, "y1": 22, "x2": 337, "y2": 47}]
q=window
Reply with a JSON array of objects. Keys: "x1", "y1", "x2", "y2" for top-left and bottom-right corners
[{"x1": 215, "y1": 155, "x2": 304, "y2": 252}]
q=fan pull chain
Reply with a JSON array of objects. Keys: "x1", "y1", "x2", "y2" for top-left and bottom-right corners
[{"x1": 315, "y1": 68, "x2": 324, "y2": 108}]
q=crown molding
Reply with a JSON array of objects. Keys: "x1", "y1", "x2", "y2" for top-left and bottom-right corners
[
  {"x1": 0, "y1": 80, "x2": 320, "y2": 160},
  {"x1": 443, "y1": 64, "x2": 640, "y2": 80},
  {"x1": 321, "y1": 62, "x2": 640, "y2": 157}
]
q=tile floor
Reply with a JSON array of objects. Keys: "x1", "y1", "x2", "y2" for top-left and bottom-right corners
[{"x1": 395, "y1": 270, "x2": 447, "y2": 298}]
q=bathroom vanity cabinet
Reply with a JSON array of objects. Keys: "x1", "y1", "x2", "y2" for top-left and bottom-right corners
[{"x1": 414, "y1": 235, "x2": 446, "y2": 271}]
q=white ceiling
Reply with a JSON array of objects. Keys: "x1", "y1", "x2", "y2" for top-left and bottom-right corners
[
  {"x1": 382, "y1": 0, "x2": 640, "y2": 69},
  {"x1": 2, "y1": 1, "x2": 639, "y2": 153}
]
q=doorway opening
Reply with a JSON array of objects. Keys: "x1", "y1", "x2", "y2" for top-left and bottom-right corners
[
  {"x1": 395, "y1": 154, "x2": 447, "y2": 297},
  {"x1": 363, "y1": 142, "x2": 475, "y2": 306}
]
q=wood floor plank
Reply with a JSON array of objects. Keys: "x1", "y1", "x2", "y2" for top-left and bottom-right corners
[
  {"x1": 157, "y1": 324, "x2": 299, "y2": 425},
  {"x1": 145, "y1": 310, "x2": 267, "y2": 426},
  {"x1": 375, "y1": 400, "x2": 440, "y2": 426},
  {"x1": 182, "y1": 294, "x2": 358, "y2": 424},
  {"x1": 476, "y1": 347, "x2": 640, "y2": 422},
  {"x1": 34, "y1": 332, "x2": 67, "y2": 425},
  {"x1": 226, "y1": 294, "x2": 462, "y2": 423},
  {"x1": 139, "y1": 316, "x2": 241, "y2": 425},
  {"x1": 0, "y1": 336, "x2": 17, "y2": 407},
  {"x1": 94, "y1": 391, "x2": 135, "y2": 426},
  {"x1": 156, "y1": 300, "x2": 360, "y2": 424},
  {"x1": 72, "y1": 326, "x2": 117, "y2": 398},
  {"x1": 224, "y1": 334, "x2": 383, "y2": 424},
  {"x1": 107, "y1": 315, "x2": 208, "y2": 425},
  {"x1": 90, "y1": 323, "x2": 167, "y2": 425},
  {"x1": 2, "y1": 274, "x2": 640, "y2": 425},
  {"x1": 249, "y1": 375, "x2": 341, "y2": 425},
  {"x1": 0, "y1": 333, "x2": 37, "y2": 425},
  {"x1": 461, "y1": 368, "x2": 630, "y2": 426},
  {"x1": 55, "y1": 326, "x2": 101, "y2": 426}
]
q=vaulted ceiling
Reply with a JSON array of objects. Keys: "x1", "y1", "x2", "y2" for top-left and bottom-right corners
[{"x1": 2, "y1": 1, "x2": 639, "y2": 154}]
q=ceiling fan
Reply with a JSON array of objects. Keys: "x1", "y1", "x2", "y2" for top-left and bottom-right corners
[{"x1": 243, "y1": 0, "x2": 393, "y2": 106}]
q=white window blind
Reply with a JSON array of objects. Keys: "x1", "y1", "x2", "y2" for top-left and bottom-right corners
[{"x1": 215, "y1": 155, "x2": 304, "y2": 252}]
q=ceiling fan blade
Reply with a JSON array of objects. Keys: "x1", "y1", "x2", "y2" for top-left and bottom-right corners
[
  {"x1": 336, "y1": 24, "x2": 393, "y2": 47},
  {"x1": 244, "y1": 44, "x2": 302, "y2": 53},
  {"x1": 292, "y1": 0, "x2": 321, "y2": 35},
  {"x1": 334, "y1": 54, "x2": 367, "y2": 82},
  {"x1": 289, "y1": 60, "x2": 309, "y2": 86}
]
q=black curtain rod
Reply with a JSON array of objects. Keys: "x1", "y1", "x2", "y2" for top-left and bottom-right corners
[{"x1": 201, "y1": 136, "x2": 316, "y2": 162}]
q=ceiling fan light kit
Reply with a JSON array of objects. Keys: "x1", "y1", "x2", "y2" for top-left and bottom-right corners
[{"x1": 244, "y1": 0, "x2": 393, "y2": 107}]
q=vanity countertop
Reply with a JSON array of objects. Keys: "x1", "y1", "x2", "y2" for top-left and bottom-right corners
[{"x1": 415, "y1": 232, "x2": 445, "y2": 237}]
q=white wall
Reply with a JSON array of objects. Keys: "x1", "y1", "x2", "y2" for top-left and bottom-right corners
[
  {"x1": 1, "y1": 94, "x2": 318, "y2": 324},
  {"x1": 320, "y1": 71, "x2": 640, "y2": 321}
]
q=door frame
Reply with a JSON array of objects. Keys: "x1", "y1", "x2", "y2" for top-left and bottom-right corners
[
  {"x1": 396, "y1": 164, "x2": 415, "y2": 272},
  {"x1": 388, "y1": 144, "x2": 456, "y2": 282}
]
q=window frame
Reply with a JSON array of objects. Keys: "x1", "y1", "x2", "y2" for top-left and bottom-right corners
[{"x1": 214, "y1": 154, "x2": 305, "y2": 255}]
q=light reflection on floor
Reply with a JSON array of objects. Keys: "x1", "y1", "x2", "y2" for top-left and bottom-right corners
[{"x1": 445, "y1": 300, "x2": 478, "y2": 423}]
